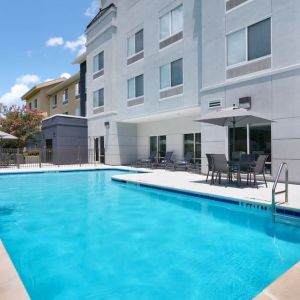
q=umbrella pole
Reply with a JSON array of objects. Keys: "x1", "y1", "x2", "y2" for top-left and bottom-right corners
[{"x1": 232, "y1": 119, "x2": 236, "y2": 159}]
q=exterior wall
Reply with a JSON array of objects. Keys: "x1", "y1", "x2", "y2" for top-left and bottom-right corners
[
  {"x1": 85, "y1": 0, "x2": 300, "y2": 183},
  {"x1": 136, "y1": 116, "x2": 201, "y2": 161},
  {"x1": 42, "y1": 116, "x2": 88, "y2": 164},
  {"x1": 85, "y1": 0, "x2": 202, "y2": 165},
  {"x1": 88, "y1": 114, "x2": 137, "y2": 165},
  {"x1": 26, "y1": 88, "x2": 52, "y2": 116},
  {"x1": 201, "y1": 0, "x2": 300, "y2": 182},
  {"x1": 49, "y1": 81, "x2": 80, "y2": 116}
]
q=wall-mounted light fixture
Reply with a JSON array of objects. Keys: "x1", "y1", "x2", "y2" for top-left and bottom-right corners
[
  {"x1": 104, "y1": 121, "x2": 110, "y2": 129},
  {"x1": 239, "y1": 97, "x2": 251, "y2": 110}
]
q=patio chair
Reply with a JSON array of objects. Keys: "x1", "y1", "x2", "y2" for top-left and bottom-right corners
[
  {"x1": 239, "y1": 154, "x2": 256, "y2": 184},
  {"x1": 206, "y1": 154, "x2": 215, "y2": 183},
  {"x1": 211, "y1": 154, "x2": 232, "y2": 186},
  {"x1": 249, "y1": 154, "x2": 269, "y2": 188},
  {"x1": 153, "y1": 151, "x2": 174, "y2": 169},
  {"x1": 173, "y1": 152, "x2": 194, "y2": 171},
  {"x1": 134, "y1": 151, "x2": 157, "y2": 168}
]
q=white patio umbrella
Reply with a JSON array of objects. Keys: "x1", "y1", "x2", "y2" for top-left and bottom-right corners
[
  {"x1": 0, "y1": 130, "x2": 18, "y2": 140},
  {"x1": 196, "y1": 106, "x2": 273, "y2": 154}
]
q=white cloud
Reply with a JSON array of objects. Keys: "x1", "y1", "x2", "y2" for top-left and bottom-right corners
[
  {"x1": 64, "y1": 35, "x2": 86, "y2": 52},
  {"x1": 46, "y1": 37, "x2": 64, "y2": 47},
  {"x1": 85, "y1": 0, "x2": 100, "y2": 17},
  {"x1": 64, "y1": 34, "x2": 86, "y2": 56},
  {"x1": 16, "y1": 74, "x2": 40, "y2": 85},
  {"x1": 45, "y1": 34, "x2": 86, "y2": 56},
  {"x1": 0, "y1": 74, "x2": 41, "y2": 107},
  {"x1": 60, "y1": 73, "x2": 71, "y2": 79},
  {"x1": 45, "y1": 78, "x2": 54, "y2": 82}
]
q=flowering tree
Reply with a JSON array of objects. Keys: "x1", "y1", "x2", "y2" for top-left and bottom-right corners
[{"x1": 0, "y1": 105, "x2": 44, "y2": 148}]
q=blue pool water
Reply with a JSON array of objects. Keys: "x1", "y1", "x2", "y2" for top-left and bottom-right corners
[{"x1": 0, "y1": 170, "x2": 300, "y2": 299}]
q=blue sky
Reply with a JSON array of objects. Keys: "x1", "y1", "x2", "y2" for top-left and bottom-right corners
[{"x1": 0, "y1": 0, "x2": 100, "y2": 107}]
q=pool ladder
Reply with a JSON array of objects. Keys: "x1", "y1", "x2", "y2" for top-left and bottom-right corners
[{"x1": 271, "y1": 162, "x2": 288, "y2": 222}]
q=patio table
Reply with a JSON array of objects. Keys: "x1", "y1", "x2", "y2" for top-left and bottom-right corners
[{"x1": 228, "y1": 161, "x2": 256, "y2": 186}]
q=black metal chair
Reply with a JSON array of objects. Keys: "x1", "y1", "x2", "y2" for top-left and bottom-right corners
[
  {"x1": 239, "y1": 154, "x2": 256, "y2": 184},
  {"x1": 153, "y1": 151, "x2": 174, "y2": 169},
  {"x1": 173, "y1": 152, "x2": 194, "y2": 171},
  {"x1": 211, "y1": 154, "x2": 232, "y2": 186},
  {"x1": 134, "y1": 151, "x2": 157, "y2": 168},
  {"x1": 206, "y1": 154, "x2": 215, "y2": 183},
  {"x1": 249, "y1": 154, "x2": 269, "y2": 188}
]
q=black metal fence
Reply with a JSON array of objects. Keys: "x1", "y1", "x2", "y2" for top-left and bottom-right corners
[{"x1": 0, "y1": 148, "x2": 100, "y2": 169}]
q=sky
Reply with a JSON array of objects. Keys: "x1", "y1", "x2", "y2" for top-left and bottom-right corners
[{"x1": 0, "y1": 0, "x2": 100, "y2": 107}]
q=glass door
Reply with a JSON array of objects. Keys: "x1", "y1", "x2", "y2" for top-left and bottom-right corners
[
  {"x1": 94, "y1": 138, "x2": 99, "y2": 162},
  {"x1": 100, "y1": 136, "x2": 105, "y2": 164}
]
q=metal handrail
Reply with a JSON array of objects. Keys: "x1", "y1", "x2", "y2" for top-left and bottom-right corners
[{"x1": 272, "y1": 162, "x2": 288, "y2": 219}]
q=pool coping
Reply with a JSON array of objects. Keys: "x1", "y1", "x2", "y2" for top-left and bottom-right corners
[
  {"x1": 0, "y1": 165, "x2": 146, "y2": 176},
  {"x1": 255, "y1": 261, "x2": 300, "y2": 300},
  {"x1": 0, "y1": 241, "x2": 30, "y2": 300},
  {"x1": 111, "y1": 176, "x2": 300, "y2": 219}
]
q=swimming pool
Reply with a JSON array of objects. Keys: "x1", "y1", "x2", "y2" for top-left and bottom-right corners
[{"x1": 0, "y1": 170, "x2": 299, "y2": 299}]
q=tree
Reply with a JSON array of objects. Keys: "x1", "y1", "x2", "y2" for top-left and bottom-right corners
[{"x1": 0, "y1": 105, "x2": 44, "y2": 148}]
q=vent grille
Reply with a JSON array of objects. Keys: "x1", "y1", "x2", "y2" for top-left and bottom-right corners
[{"x1": 209, "y1": 100, "x2": 221, "y2": 109}]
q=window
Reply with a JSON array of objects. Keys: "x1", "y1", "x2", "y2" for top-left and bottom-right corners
[
  {"x1": 127, "y1": 29, "x2": 144, "y2": 57},
  {"x1": 34, "y1": 99, "x2": 37, "y2": 109},
  {"x1": 160, "y1": 58, "x2": 183, "y2": 89},
  {"x1": 128, "y1": 74, "x2": 144, "y2": 99},
  {"x1": 184, "y1": 133, "x2": 201, "y2": 164},
  {"x1": 227, "y1": 29, "x2": 246, "y2": 66},
  {"x1": 150, "y1": 136, "x2": 157, "y2": 155},
  {"x1": 63, "y1": 112, "x2": 69, "y2": 115},
  {"x1": 228, "y1": 125, "x2": 271, "y2": 171},
  {"x1": 93, "y1": 88, "x2": 104, "y2": 108},
  {"x1": 160, "y1": 5, "x2": 183, "y2": 40},
  {"x1": 28, "y1": 102, "x2": 32, "y2": 110},
  {"x1": 52, "y1": 95, "x2": 57, "y2": 109},
  {"x1": 93, "y1": 51, "x2": 104, "y2": 73},
  {"x1": 227, "y1": 18, "x2": 271, "y2": 66},
  {"x1": 149, "y1": 135, "x2": 167, "y2": 160},
  {"x1": 75, "y1": 83, "x2": 80, "y2": 96},
  {"x1": 226, "y1": 0, "x2": 248, "y2": 12},
  {"x1": 63, "y1": 89, "x2": 69, "y2": 104},
  {"x1": 248, "y1": 19, "x2": 271, "y2": 61}
]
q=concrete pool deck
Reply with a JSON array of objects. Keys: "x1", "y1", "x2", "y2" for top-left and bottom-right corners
[
  {"x1": 112, "y1": 168, "x2": 300, "y2": 211},
  {"x1": 0, "y1": 164, "x2": 300, "y2": 299},
  {"x1": 0, "y1": 241, "x2": 29, "y2": 300}
]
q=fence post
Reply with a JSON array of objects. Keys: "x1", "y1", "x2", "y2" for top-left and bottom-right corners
[
  {"x1": 78, "y1": 146, "x2": 81, "y2": 167},
  {"x1": 17, "y1": 148, "x2": 20, "y2": 169},
  {"x1": 39, "y1": 148, "x2": 42, "y2": 168}
]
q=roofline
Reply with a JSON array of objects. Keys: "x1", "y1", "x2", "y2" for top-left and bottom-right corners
[
  {"x1": 86, "y1": 3, "x2": 116, "y2": 32},
  {"x1": 42, "y1": 114, "x2": 87, "y2": 122},
  {"x1": 21, "y1": 78, "x2": 66, "y2": 100},
  {"x1": 72, "y1": 52, "x2": 87, "y2": 65},
  {"x1": 47, "y1": 73, "x2": 80, "y2": 96}
]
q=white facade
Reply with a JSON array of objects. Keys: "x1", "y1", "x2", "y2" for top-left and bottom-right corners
[
  {"x1": 82, "y1": 0, "x2": 300, "y2": 182},
  {"x1": 85, "y1": 0, "x2": 202, "y2": 165}
]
